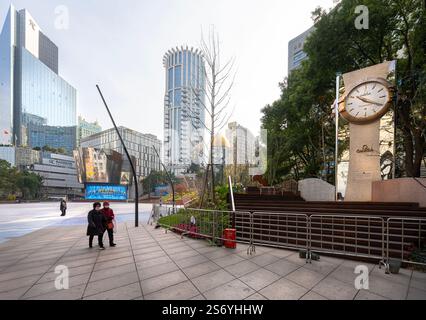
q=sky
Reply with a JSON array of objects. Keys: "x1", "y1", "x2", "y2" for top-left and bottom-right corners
[{"x1": 0, "y1": 0, "x2": 336, "y2": 141}]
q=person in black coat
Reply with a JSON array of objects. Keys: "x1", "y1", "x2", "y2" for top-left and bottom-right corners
[
  {"x1": 87, "y1": 202, "x2": 107, "y2": 249},
  {"x1": 60, "y1": 199, "x2": 67, "y2": 216}
]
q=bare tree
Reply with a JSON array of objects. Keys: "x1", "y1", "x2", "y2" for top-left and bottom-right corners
[{"x1": 187, "y1": 27, "x2": 236, "y2": 206}]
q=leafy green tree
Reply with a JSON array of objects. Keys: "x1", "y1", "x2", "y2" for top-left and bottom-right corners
[
  {"x1": 16, "y1": 171, "x2": 43, "y2": 200},
  {"x1": 262, "y1": 0, "x2": 426, "y2": 183},
  {"x1": 142, "y1": 170, "x2": 179, "y2": 194},
  {"x1": 304, "y1": 0, "x2": 426, "y2": 177},
  {"x1": 0, "y1": 160, "x2": 43, "y2": 200}
]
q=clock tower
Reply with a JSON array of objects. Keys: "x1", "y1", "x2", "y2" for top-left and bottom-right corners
[{"x1": 339, "y1": 61, "x2": 396, "y2": 201}]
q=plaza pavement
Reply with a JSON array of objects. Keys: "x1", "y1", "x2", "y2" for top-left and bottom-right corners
[{"x1": 0, "y1": 221, "x2": 425, "y2": 300}]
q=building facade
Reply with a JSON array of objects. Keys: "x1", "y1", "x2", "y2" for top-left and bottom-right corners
[
  {"x1": 225, "y1": 122, "x2": 257, "y2": 167},
  {"x1": 30, "y1": 152, "x2": 84, "y2": 198},
  {"x1": 0, "y1": 5, "x2": 77, "y2": 154},
  {"x1": 163, "y1": 46, "x2": 206, "y2": 174},
  {"x1": 287, "y1": 26, "x2": 315, "y2": 74},
  {"x1": 77, "y1": 116, "x2": 102, "y2": 147},
  {"x1": 80, "y1": 126, "x2": 162, "y2": 179},
  {"x1": 0, "y1": 146, "x2": 83, "y2": 198}
]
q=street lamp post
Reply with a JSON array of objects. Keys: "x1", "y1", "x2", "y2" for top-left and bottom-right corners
[
  {"x1": 96, "y1": 85, "x2": 139, "y2": 227},
  {"x1": 335, "y1": 72, "x2": 342, "y2": 201}
]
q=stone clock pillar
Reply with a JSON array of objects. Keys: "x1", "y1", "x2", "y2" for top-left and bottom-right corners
[{"x1": 340, "y1": 61, "x2": 396, "y2": 201}]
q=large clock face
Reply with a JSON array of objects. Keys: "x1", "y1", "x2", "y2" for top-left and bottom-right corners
[{"x1": 343, "y1": 80, "x2": 391, "y2": 123}]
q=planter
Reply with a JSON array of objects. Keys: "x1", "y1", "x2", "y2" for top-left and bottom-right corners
[{"x1": 388, "y1": 259, "x2": 402, "y2": 274}]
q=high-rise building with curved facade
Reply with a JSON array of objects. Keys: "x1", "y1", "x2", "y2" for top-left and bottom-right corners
[{"x1": 163, "y1": 46, "x2": 206, "y2": 174}]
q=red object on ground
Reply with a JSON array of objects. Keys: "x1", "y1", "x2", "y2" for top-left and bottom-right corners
[{"x1": 223, "y1": 228, "x2": 237, "y2": 249}]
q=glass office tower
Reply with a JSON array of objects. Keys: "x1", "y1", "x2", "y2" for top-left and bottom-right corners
[
  {"x1": 0, "y1": 5, "x2": 77, "y2": 154},
  {"x1": 163, "y1": 46, "x2": 206, "y2": 174}
]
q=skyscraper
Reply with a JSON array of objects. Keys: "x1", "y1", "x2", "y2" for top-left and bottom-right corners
[
  {"x1": 0, "y1": 5, "x2": 77, "y2": 154},
  {"x1": 163, "y1": 46, "x2": 206, "y2": 174},
  {"x1": 287, "y1": 26, "x2": 315, "y2": 74},
  {"x1": 77, "y1": 116, "x2": 102, "y2": 147}
]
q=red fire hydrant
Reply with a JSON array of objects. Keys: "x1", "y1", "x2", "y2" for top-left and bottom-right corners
[{"x1": 223, "y1": 228, "x2": 236, "y2": 249}]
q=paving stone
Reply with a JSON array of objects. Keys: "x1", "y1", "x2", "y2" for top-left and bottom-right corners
[
  {"x1": 0, "y1": 286, "x2": 31, "y2": 300},
  {"x1": 249, "y1": 254, "x2": 281, "y2": 267},
  {"x1": 259, "y1": 278, "x2": 308, "y2": 300},
  {"x1": 367, "y1": 275, "x2": 410, "y2": 300},
  {"x1": 192, "y1": 269, "x2": 235, "y2": 292},
  {"x1": 267, "y1": 248, "x2": 296, "y2": 258},
  {"x1": 284, "y1": 252, "x2": 311, "y2": 266},
  {"x1": 239, "y1": 268, "x2": 280, "y2": 291},
  {"x1": 182, "y1": 261, "x2": 221, "y2": 279},
  {"x1": 224, "y1": 260, "x2": 261, "y2": 278},
  {"x1": 0, "y1": 274, "x2": 40, "y2": 293},
  {"x1": 300, "y1": 291, "x2": 328, "y2": 300},
  {"x1": 84, "y1": 271, "x2": 139, "y2": 297},
  {"x1": 312, "y1": 277, "x2": 358, "y2": 300},
  {"x1": 212, "y1": 254, "x2": 246, "y2": 268},
  {"x1": 244, "y1": 293, "x2": 268, "y2": 300},
  {"x1": 406, "y1": 286, "x2": 426, "y2": 300},
  {"x1": 93, "y1": 256, "x2": 135, "y2": 272},
  {"x1": 169, "y1": 249, "x2": 205, "y2": 261},
  {"x1": 141, "y1": 270, "x2": 188, "y2": 294},
  {"x1": 26, "y1": 284, "x2": 86, "y2": 300},
  {"x1": 90, "y1": 263, "x2": 136, "y2": 282},
  {"x1": 38, "y1": 264, "x2": 94, "y2": 284},
  {"x1": 355, "y1": 290, "x2": 389, "y2": 300},
  {"x1": 138, "y1": 262, "x2": 179, "y2": 280},
  {"x1": 286, "y1": 267, "x2": 325, "y2": 289},
  {"x1": 84, "y1": 282, "x2": 142, "y2": 300},
  {"x1": 23, "y1": 272, "x2": 91, "y2": 299},
  {"x1": 174, "y1": 254, "x2": 209, "y2": 269},
  {"x1": 304, "y1": 260, "x2": 339, "y2": 275},
  {"x1": 204, "y1": 279, "x2": 255, "y2": 300},
  {"x1": 136, "y1": 256, "x2": 172, "y2": 269},
  {"x1": 144, "y1": 281, "x2": 199, "y2": 300},
  {"x1": 264, "y1": 259, "x2": 300, "y2": 276},
  {"x1": 134, "y1": 250, "x2": 167, "y2": 262},
  {"x1": 0, "y1": 265, "x2": 51, "y2": 282}
]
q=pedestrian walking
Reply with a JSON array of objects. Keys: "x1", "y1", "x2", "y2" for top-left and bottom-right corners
[
  {"x1": 101, "y1": 201, "x2": 116, "y2": 247},
  {"x1": 60, "y1": 199, "x2": 67, "y2": 216},
  {"x1": 87, "y1": 202, "x2": 107, "y2": 250}
]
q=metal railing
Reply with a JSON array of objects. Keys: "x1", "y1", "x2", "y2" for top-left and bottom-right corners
[
  {"x1": 243, "y1": 211, "x2": 309, "y2": 259},
  {"x1": 148, "y1": 204, "x2": 179, "y2": 225},
  {"x1": 156, "y1": 208, "x2": 246, "y2": 244},
  {"x1": 385, "y1": 217, "x2": 426, "y2": 272},
  {"x1": 154, "y1": 208, "x2": 426, "y2": 272},
  {"x1": 309, "y1": 214, "x2": 385, "y2": 262}
]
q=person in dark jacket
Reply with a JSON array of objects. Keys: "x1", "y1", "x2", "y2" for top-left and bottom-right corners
[
  {"x1": 60, "y1": 199, "x2": 67, "y2": 216},
  {"x1": 101, "y1": 201, "x2": 116, "y2": 247},
  {"x1": 87, "y1": 202, "x2": 107, "y2": 249}
]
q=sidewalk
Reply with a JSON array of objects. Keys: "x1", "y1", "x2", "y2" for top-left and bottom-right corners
[{"x1": 0, "y1": 222, "x2": 425, "y2": 300}]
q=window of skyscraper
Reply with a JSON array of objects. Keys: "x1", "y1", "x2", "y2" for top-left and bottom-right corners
[
  {"x1": 174, "y1": 89, "x2": 182, "y2": 106},
  {"x1": 174, "y1": 66, "x2": 182, "y2": 88},
  {"x1": 168, "y1": 68, "x2": 173, "y2": 90}
]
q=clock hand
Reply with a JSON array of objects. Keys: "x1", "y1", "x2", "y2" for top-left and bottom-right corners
[{"x1": 356, "y1": 96, "x2": 382, "y2": 106}]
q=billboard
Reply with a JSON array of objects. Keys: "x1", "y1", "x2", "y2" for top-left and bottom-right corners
[
  {"x1": 85, "y1": 184, "x2": 128, "y2": 200},
  {"x1": 73, "y1": 147, "x2": 134, "y2": 185}
]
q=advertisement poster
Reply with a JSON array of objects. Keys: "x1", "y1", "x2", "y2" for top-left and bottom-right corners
[{"x1": 85, "y1": 185, "x2": 128, "y2": 200}]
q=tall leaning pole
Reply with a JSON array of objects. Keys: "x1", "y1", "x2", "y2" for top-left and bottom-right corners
[
  {"x1": 335, "y1": 72, "x2": 342, "y2": 201},
  {"x1": 96, "y1": 85, "x2": 139, "y2": 227}
]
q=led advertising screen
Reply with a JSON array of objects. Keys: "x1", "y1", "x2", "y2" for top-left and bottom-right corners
[
  {"x1": 85, "y1": 184, "x2": 128, "y2": 200},
  {"x1": 73, "y1": 148, "x2": 134, "y2": 185}
]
